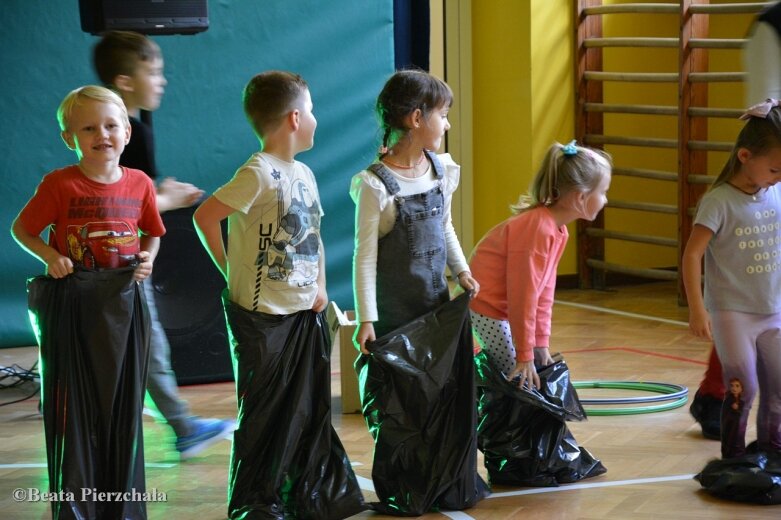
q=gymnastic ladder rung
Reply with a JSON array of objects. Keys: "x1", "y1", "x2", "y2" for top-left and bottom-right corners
[{"x1": 575, "y1": 0, "x2": 770, "y2": 304}]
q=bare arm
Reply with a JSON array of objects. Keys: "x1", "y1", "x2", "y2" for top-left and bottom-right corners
[
  {"x1": 193, "y1": 196, "x2": 235, "y2": 280},
  {"x1": 156, "y1": 177, "x2": 205, "y2": 213},
  {"x1": 11, "y1": 217, "x2": 73, "y2": 278},
  {"x1": 353, "y1": 322, "x2": 374, "y2": 355},
  {"x1": 312, "y1": 237, "x2": 328, "y2": 312},
  {"x1": 134, "y1": 235, "x2": 160, "y2": 281},
  {"x1": 139, "y1": 234, "x2": 160, "y2": 263},
  {"x1": 456, "y1": 270, "x2": 480, "y2": 297},
  {"x1": 682, "y1": 224, "x2": 714, "y2": 340}
]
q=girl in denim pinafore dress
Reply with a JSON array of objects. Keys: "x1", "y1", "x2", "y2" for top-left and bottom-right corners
[
  {"x1": 368, "y1": 151, "x2": 449, "y2": 337},
  {"x1": 350, "y1": 70, "x2": 486, "y2": 515}
]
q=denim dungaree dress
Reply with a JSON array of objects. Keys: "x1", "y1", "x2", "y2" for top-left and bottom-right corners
[{"x1": 369, "y1": 150, "x2": 450, "y2": 338}]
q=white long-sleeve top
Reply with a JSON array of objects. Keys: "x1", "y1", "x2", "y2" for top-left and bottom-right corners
[
  {"x1": 745, "y1": 21, "x2": 781, "y2": 105},
  {"x1": 350, "y1": 153, "x2": 470, "y2": 323}
]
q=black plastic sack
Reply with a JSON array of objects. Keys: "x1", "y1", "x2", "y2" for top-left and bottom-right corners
[
  {"x1": 695, "y1": 448, "x2": 781, "y2": 504},
  {"x1": 355, "y1": 292, "x2": 489, "y2": 516},
  {"x1": 27, "y1": 267, "x2": 150, "y2": 520},
  {"x1": 475, "y1": 350, "x2": 606, "y2": 487},
  {"x1": 223, "y1": 296, "x2": 366, "y2": 520}
]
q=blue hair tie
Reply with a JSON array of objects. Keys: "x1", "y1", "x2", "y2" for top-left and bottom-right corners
[{"x1": 562, "y1": 140, "x2": 578, "y2": 156}]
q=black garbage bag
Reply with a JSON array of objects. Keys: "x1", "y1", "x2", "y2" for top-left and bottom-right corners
[
  {"x1": 695, "y1": 448, "x2": 781, "y2": 504},
  {"x1": 355, "y1": 292, "x2": 490, "y2": 516},
  {"x1": 27, "y1": 267, "x2": 150, "y2": 520},
  {"x1": 223, "y1": 295, "x2": 366, "y2": 520},
  {"x1": 475, "y1": 350, "x2": 606, "y2": 487}
]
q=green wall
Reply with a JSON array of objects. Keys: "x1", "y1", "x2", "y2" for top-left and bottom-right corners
[{"x1": 0, "y1": 1, "x2": 394, "y2": 347}]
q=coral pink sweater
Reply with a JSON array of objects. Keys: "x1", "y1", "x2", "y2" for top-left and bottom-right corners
[{"x1": 468, "y1": 206, "x2": 568, "y2": 362}]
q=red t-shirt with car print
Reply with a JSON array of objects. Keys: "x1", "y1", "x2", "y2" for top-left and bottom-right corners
[{"x1": 17, "y1": 165, "x2": 165, "y2": 269}]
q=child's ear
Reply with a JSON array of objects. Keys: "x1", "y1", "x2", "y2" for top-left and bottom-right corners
[
  {"x1": 289, "y1": 109, "x2": 301, "y2": 131},
  {"x1": 737, "y1": 147, "x2": 752, "y2": 164},
  {"x1": 114, "y1": 74, "x2": 134, "y2": 94},
  {"x1": 60, "y1": 130, "x2": 76, "y2": 151},
  {"x1": 404, "y1": 108, "x2": 423, "y2": 129}
]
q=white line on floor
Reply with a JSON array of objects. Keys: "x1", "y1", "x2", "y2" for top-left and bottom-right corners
[
  {"x1": 355, "y1": 474, "x2": 375, "y2": 492},
  {"x1": 0, "y1": 462, "x2": 177, "y2": 469},
  {"x1": 353, "y1": 475, "x2": 476, "y2": 520},
  {"x1": 488, "y1": 473, "x2": 696, "y2": 498},
  {"x1": 554, "y1": 300, "x2": 689, "y2": 327},
  {"x1": 441, "y1": 511, "x2": 476, "y2": 519},
  {"x1": 320, "y1": 471, "x2": 696, "y2": 517}
]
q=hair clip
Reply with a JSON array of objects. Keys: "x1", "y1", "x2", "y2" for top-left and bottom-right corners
[
  {"x1": 740, "y1": 98, "x2": 781, "y2": 120},
  {"x1": 562, "y1": 140, "x2": 578, "y2": 156}
]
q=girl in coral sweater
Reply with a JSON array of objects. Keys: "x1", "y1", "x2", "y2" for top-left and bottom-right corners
[{"x1": 469, "y1": 141, "x2": 611, "y2": 389}]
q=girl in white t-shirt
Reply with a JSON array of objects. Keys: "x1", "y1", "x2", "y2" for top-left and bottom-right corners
[{"x1": 683, "y1": 100, "x2": 781, "y2": 459}]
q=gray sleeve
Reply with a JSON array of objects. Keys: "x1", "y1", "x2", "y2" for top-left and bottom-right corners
[{"x1": 693, "y1": 191, "x2": 724, "y2": 235}]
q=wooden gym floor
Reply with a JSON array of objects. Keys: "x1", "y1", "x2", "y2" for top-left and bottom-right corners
[{"x1": 0, "y1": 281, "x2": 778, "y2": 519}]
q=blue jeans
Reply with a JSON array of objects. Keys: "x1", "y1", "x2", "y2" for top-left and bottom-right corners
[{"x1": 143, "y1": 278, "x2": 192, "y2": 438}]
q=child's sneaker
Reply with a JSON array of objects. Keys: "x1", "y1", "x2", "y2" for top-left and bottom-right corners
[
  {"x1": 689, "y1": 392, "x2": 721, "y2": 440},
  {"x1": 175, "y1": 417, "x2": 235, "y2": 459}
]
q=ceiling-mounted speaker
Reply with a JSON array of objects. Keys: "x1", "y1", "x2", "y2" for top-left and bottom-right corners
[{"x1": 79, "y1": 0, "x2": 209, "y2": 36}]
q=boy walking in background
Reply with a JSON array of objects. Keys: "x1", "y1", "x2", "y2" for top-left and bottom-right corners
[
  {"x1": 194, "y1": 71, "x2": 364, "y2": 519},
  {"x1": 93, "y1": 30, "x2": 233, "y2": 459}
]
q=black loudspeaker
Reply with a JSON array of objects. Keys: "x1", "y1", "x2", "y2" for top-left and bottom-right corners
[
  {"x1": 79, "y1": 0, "x2": 209, "y2": 35},
  {"x1": 153, "y1": 204, "x2": 233, "y2": 385}
]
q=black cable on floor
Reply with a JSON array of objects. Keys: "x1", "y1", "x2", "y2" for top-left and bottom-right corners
[{"x1": 0, "y1": 361, "x2": 40, "y2": 407}]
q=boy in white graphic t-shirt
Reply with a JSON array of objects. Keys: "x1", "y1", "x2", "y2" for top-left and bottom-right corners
[{"x1": 193, "y1": 71, "x2": 364, "y2": 519}]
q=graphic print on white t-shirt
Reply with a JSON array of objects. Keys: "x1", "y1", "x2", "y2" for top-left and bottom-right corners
[
  {"x1": 257, "y1": 174, "x2": 320, "y2": 287},
  {"x1": 217, "y1": 152, "x2": 323, "y2": 314}
]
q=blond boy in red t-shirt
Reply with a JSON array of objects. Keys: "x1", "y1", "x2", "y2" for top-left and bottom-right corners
[{"x1": 12, "y1": 85, "x2": 164, "y2": 274}]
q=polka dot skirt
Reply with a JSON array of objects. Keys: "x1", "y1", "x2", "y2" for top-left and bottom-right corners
[{"x1": 470, "y1": 310, "x2": 516, "y2": 374}]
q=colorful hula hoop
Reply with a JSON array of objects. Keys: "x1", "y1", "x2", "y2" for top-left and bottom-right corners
[{"x1": 573, "y1": 380, "x2": 689, "y2": 416}]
